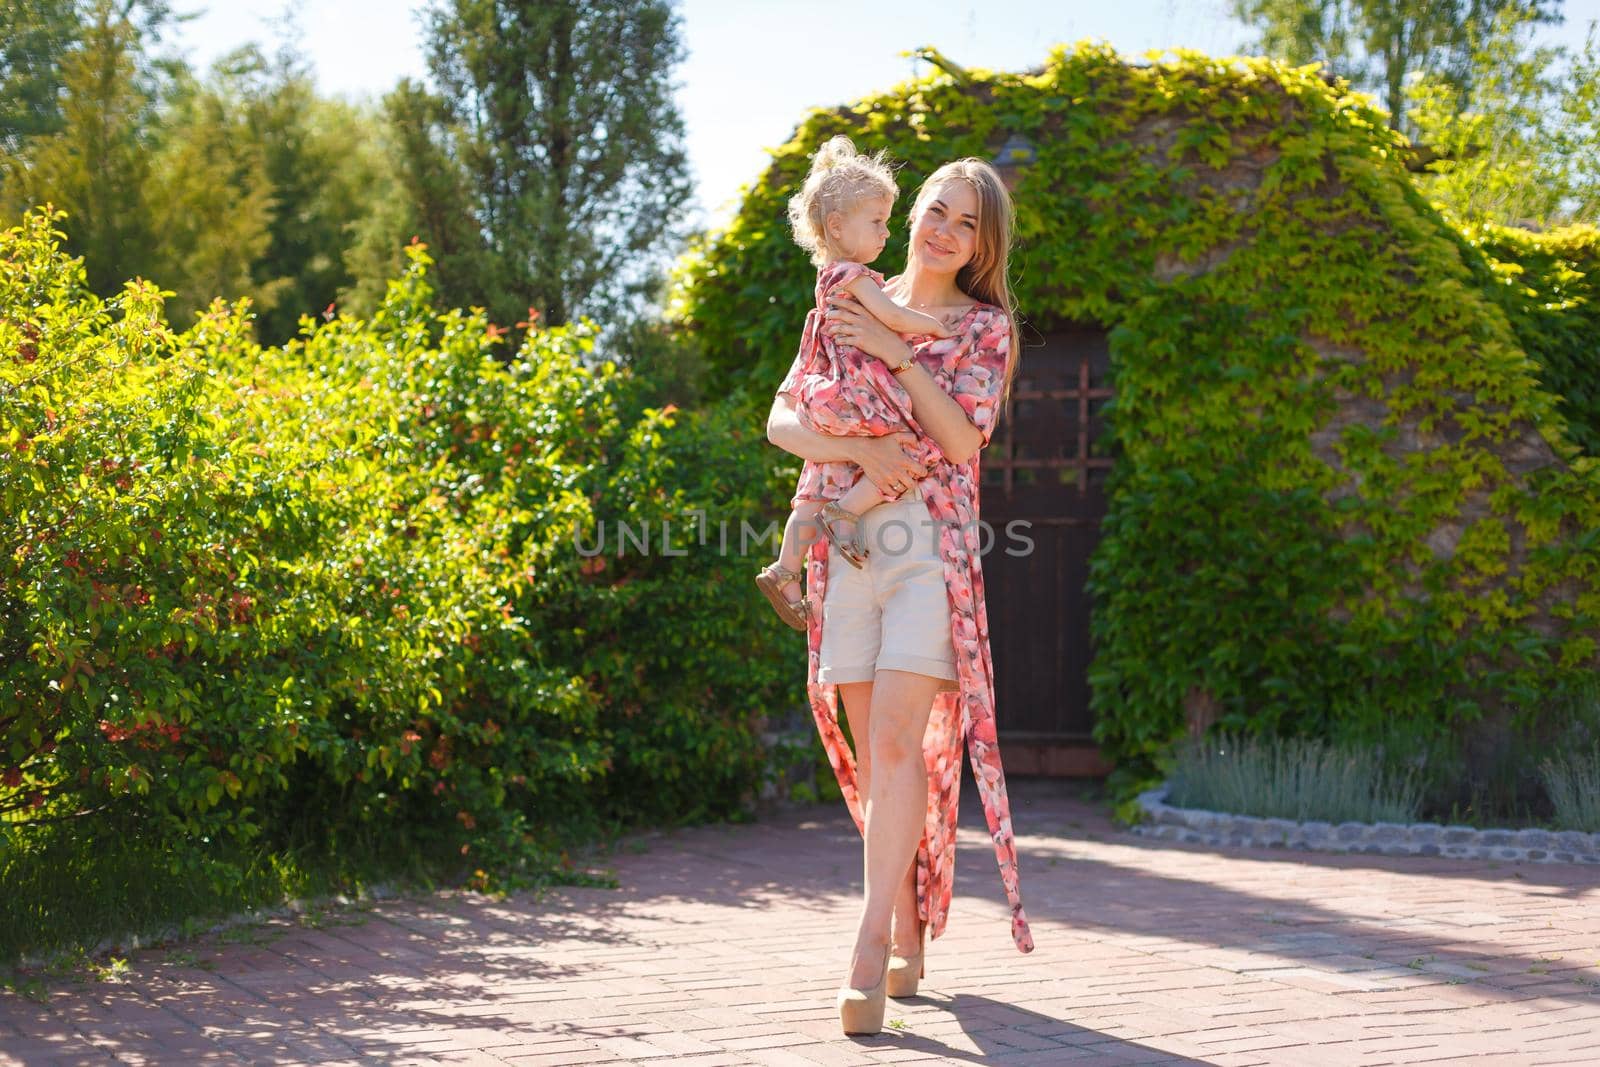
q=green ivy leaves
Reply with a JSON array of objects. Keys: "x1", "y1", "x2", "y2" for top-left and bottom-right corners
[{"x1": 672, "y1": 43, "x2": 1600, "y2": 797}]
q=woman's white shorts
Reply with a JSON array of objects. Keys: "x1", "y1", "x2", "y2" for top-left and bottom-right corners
[{"x1": 817, "y1": 482, "x2": 959, "y2": 689}]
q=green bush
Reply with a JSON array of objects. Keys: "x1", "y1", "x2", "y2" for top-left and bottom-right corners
[
  {"x1": 1169, "y1": 733, "x2": 1421, "y2": 824},
  {"x1": 1, "y1": 208, "x2": 795, "y2": 961}
]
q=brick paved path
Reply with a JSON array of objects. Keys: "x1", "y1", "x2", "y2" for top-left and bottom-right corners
[{"x1": 4, "y1": 778, "x2": 1599, "y2": 1065}]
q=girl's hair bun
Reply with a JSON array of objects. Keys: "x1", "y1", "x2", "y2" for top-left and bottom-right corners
[
  {"x1": 812, "y1": 134, "x2": 857, "y2": 171},
  {"x1": 787, "y1": 136, "x2": 898, "y2": 267}
]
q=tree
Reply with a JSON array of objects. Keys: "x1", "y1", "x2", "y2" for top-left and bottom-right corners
[
  {"x1": 1232, "y1": 0, "x2": 1563, "y2": 132},
  {"x1": 1407, "y1": 12, "x2": 1599, "y2": 224},
  {"x1": 224, "y1": 42, "x2": 395, "y2": 343},
  {"x1": 1554, "y1": 22, "x2": 1600, "y2": 221},
  {"x1": 0, "y1": 0, "x2": 182, "y2": 295},
  {"x1": 418, "y1": 0, "x2": 691, "y2": 327},
  {"x1": 338, "y1": 78, "x2": 488, "y2": 321},
  {"x1": 3, "y1": 2, "x2": 396, "y2": 340},
  {"x1": 142, "y1": 49, "x2": 281, "y2": 328},
  {"x1": 0, "y1": 0, "x2": 82, "y2": 153}
]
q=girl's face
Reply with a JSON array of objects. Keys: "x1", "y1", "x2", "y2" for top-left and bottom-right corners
[
  {"x1": 829, "y1": 195, "x2": 892, "y2": 264},
  {"x1": 909, "y1": 179, "x2": 980, "y2": 276}
]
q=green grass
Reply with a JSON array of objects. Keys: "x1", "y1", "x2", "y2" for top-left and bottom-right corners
[
  {"x1": 0, "y1": 812, "x2": 462, "y2": 968},
  {"x1": 1, "y1": 789, "x2": 639, "y2": 975},
  {"x1": 1168, "y1": 732, "x2": 1422, "y2": 824},
  {"x1": 1539, "y1": 745, "x2": 1600, "y2": 833}
]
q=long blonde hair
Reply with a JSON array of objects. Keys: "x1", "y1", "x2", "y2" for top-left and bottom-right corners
[
  {"x1": 787, "y1": 135, "x2": 898, "y2": 268},
  {"x1": 909, "y1": 158, "x2": 1021, "y2": 412}
]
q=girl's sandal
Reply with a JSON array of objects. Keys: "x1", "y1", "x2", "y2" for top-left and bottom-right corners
[
  {"x1": 754, "y1": 562, "x2": 813, "y2": 631},
  {"x1": 818, "y1": 500, "x2": 868, "y2": 569}
]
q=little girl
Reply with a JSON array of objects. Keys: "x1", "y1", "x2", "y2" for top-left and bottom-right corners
[{"x1": 755, "y1": 136, "x2": 956, "y2": 631}]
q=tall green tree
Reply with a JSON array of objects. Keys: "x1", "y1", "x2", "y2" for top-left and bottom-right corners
[
  {"x1": 419, "y1": 0, "x2": 691, "y2": 327},
  {"x1": 1408, "y1": 13, "x2": 1600, "y2": 224},
  {"x1": 143, "y1": 49, "x2": 281, "y2": 328},
  {"x1": 3, "y1": 2, "x2": 393, "y2": 341},
  {"x1": 224, "y1": 42, "x2": 393, "y2": 343},
  {"x1": 0, "y1": 0, "x2": 181, "y2": 295},
  {"x1": 338, "y1": 78, "x2": 487, "y2": 321},
  {"x1": 1560, "y1": 23, "x2": 1600, "y2": 220},
  {"x1": 0, "y1": 0, "x2": 82, "y2": 153},
  {"x1": 1232, "y1": 0, "x2": 1562, "y2": 131}
]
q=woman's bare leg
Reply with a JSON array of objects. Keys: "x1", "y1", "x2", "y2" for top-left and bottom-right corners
[
  {"x1": 842, "y1": 669, "x2": 941, "y2": 988},
  {"x1": 837, "y1": 682, "x2": 921, "y2": 958}
]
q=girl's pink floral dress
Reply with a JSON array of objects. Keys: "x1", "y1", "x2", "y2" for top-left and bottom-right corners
[
  {"x1": 777, "y1": 273, "x2": 1035, "y2": 955},
  {"x1": 787, "y1": 261, "x2": 947, "y2": 503}
]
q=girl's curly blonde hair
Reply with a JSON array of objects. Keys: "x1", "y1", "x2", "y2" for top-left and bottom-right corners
[{"x1": 786, "y1": 135, "x2": 898, "y2": 268}]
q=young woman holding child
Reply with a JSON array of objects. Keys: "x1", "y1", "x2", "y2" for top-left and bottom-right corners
[{"x1": 763, "y1": 137, "x2": 1035, "y2": 1036}]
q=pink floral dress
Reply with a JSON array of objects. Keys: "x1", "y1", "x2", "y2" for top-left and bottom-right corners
[
  {"x1": 787, "y1": 261, "x2": 947, "y2": 507},
  {"x1": 776, "y1": 281, "x2": 1035, "y2": 956}
]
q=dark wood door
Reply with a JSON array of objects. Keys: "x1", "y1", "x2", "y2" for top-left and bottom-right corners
[{"x1": 979, "y1": 324, "x2": 1114, "y2": 776}]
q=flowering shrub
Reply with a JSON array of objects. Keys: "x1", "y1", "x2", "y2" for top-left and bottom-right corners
[{"x1": 1, "y1": 209, "x2": 793, "y2": 936}]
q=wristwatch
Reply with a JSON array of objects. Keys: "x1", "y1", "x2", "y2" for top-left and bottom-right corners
[{"x1": 889, "y1": 351, "x2": 916, "y2": 375}]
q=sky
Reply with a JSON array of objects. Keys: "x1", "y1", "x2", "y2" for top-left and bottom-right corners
[{"x1": 170, "y1": 0, "x2": 1600, "y2": 230}]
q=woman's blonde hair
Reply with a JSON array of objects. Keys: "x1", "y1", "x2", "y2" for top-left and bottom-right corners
[
  {"x1": 909, "y1": 158, "x2": 1021, "y2": 412},
  {"x1": 787, "y1": 135, "x2": 898, "y2": 268}
]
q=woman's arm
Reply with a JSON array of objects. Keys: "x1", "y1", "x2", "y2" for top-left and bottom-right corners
[
  {"x1": 823, "y1": 294, "x2": 987, "y2": 465},
  {"x1": 767, "y1": 392, "x2": 928, "y2": 489},
  {"x1": 764, "y1": 392, "x2": 861, "y2": 465}
]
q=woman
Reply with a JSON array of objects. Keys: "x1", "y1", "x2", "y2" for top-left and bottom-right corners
[{"x1": 765, "y1": 157, "x2": 1034, "y2": 1037}]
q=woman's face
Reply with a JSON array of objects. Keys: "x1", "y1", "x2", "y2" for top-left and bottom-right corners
[{"x1": 909, "y1": 179, "x2": 980, "y2": 277}]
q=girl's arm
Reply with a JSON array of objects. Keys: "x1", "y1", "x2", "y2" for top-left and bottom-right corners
[
  {"x1": 842, "y1": 274, "x2": 952, "y2": 338},
  {"x1": 823, "y1": 295, "x2": 987, "y2": 465}
]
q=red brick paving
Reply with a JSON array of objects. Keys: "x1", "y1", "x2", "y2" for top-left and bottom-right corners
[{"x1": 3, "y1": 778, "x2": 1599, "y2": 1065}]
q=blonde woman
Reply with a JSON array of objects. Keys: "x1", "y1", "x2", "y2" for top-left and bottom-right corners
[{"x1": 766, "y1": 158, "x2": 1035, "y2": 1036}]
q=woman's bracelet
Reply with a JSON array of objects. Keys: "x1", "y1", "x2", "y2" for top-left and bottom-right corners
[{"x1": 889, "y1": 351, "x2": 916, "y2": 375}]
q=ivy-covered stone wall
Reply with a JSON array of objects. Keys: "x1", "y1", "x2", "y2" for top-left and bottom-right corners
[{"x1": 672, "y1": 44, "x2": 1600, "y2": 790}]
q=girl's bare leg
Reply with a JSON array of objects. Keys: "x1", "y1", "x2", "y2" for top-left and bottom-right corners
[
  {"x1": 839, "y1": 670, "x2": 941, "y2": 989},
  {"x1": 838, "y1": 474, "x2": 897, "y2": 517},
  {"x1": 826, "y1": 472, "x2": 909, "y2": 557},
  {"x1": 773, "y1": 501, "x2": 824, "y2": 602}
]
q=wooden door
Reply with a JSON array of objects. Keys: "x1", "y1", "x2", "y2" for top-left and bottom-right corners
[{"x1": 979, "y1": 324, "x2": 1114, "y2": 776}]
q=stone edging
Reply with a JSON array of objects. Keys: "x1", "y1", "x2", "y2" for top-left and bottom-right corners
[{"x1": 1133, "y1": 785, "x2": 1600, "y2": 864}]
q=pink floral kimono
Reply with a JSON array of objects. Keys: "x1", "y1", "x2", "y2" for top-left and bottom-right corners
[{"x1": 777, "y1": 267, "x2": 1035, "y2": 955}]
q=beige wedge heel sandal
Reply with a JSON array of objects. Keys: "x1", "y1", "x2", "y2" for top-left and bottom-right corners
[
  {"x1": 886, "y1": 918, "x2": 927, "y2": 998},
  {"x1": 838, "y1": 943, "x2": 890, "y2": 1036}
]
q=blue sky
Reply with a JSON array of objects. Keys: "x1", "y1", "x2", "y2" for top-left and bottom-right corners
[{"x1": 171, "y1": 0, "x2": 1600, "y2": 229}]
